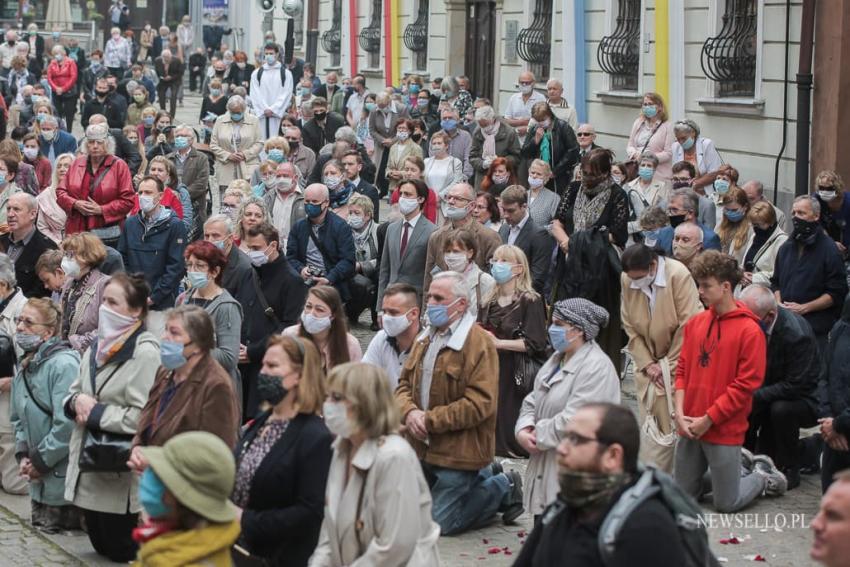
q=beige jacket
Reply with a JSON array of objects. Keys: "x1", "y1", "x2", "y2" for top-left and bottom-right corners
[
  {"x1": 742, "y1": 226, "x2": 788, "y2": 287},
  {"x1": 309, "y1": 435, "x2": 440, "y2": 567},
  {"x1": 63, "y1": 331, "x2": 160, "y2": 514},
  {"x1": 210, "y1": 112, "x2": 265, "y2": 187},
  {"x1": 620, "y1": 257, "x2": 703, "y2": 399}
]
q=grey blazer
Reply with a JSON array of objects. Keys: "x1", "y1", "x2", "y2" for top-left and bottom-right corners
[{"x1": 377, "y1": 215, "x2": 437, "y2": 308}]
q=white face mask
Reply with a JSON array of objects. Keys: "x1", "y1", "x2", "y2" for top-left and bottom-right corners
[
  {"x1": 631, "y1": 272, "x2": 654, "y2": 289},
  {"x1": 444, "y1": 251, "x2": 469, "y2": 273},
  {"x1": 61, "y1": 256, "x2": 81, "y2": 279},
  {"x1": 528, "y1": 176, "x2": 545, "y2": 189},
  {"x1": 139, "y1": 195, "x2": 157, "y2": 214},
  {"x1": 301, "y1": 311, "x2": 332, "y2": 334},
  {"x1": 382, "y1": 309, "x2": 413, "y2": 337},
  {"x1": 322, "y1": 400, "x2": 354, "y2": 438},
  {"x1": 399, "y1": 197, "x2": 419, "y2": 215}
]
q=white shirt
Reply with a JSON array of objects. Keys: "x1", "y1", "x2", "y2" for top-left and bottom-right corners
[
  {"x1": 399, "y1": 212, "x2": 421, "y2": 245},
  {"x1": 508, "y1": 212, "x2": 530, "y2": 245},
  {"x1": 504, "y1": 90, "x2": 546, "y2": 143},
  {"x1": 628, "y1": 256, "x2": 668, "y2": 313},
  {"x1": 272, "y1": 189, "x2": 300, "y2": 242},
  {"x1": 346, "y1": 91, "x2": 367, "y2": 123},
  {"x1": 362, "y1": 330, "x2": 414, "y2": 391}
]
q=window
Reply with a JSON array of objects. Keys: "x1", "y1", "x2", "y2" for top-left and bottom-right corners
[
  {"x1": 701, "y1": 0, "x2": 758, "y2": 98},
  {"x1": 597, "y1": 0, "x2": 641, "y2": 92},
  {"x1": 359, "y1": 0, "x2": 382, "y2": 69},
  {"x1": 321, "y1": 0, "x2": 342, "y2": 67},
  {"x1": 403, "y1": 0, "x2": 429, "y2": 71},
  {"x1": 516, "y1": 0, "x2": 553, "y2": 81}
]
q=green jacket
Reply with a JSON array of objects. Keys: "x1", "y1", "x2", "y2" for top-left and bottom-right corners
[{"x1": 11, "y1": 338, "x2": 81, "y2": 506}]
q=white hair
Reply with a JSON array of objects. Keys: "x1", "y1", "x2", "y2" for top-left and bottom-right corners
[
  {"x1": 10, "y1": 192, "x2": 37, "y2": 212},
  {"x1": 204, "y1": 214, "x2": 236, "y2": 235},
  {"x1": 741, "y1": 284, "x2": 777, "y2": 316},
  {"x1": 41, "y1": 115, "x2": 58, "y2": 128},
  {"x1": 474, "y1": 106, "x2": 496, "y2": 122},
  {"x1": 175, "y1": 124, "x2": 196, "y2": 141},
  {"x1": 227, "y1": 95, "x2": 246, "y2": 112},
  {"x1": 51, "y1": 44, "x2": 66, "y2": 56},
  {"x1": 0, "y1": 254, "x2": 16, "y2": 287},
  {"x1": 334, "y1": 127, "x2": 357, "y2": 144},
  {"x1": 432, "y1": 271, "x2": 469, "y2": 301},
  {"x1": 675, "y1": 222, "x2": 704, "y2": 244},
  {"x1": 794, "y1": 194, "x2": 820, "y2": 217}
]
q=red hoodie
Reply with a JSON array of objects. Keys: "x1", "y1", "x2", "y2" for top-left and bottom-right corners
[{"x1": 674, "y1": 301, "x2": 766, "y2": 445}]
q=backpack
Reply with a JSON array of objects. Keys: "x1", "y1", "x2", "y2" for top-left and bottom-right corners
[
  {"x1": 598, "y1": 466, "x2": 722, "y2": 567},
  {"x1": 255, "y1": 66, "x2": 288, "y2": 87}
]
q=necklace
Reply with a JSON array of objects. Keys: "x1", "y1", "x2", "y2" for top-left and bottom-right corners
[{"x1": 699, "y1": 317, "x2": 721, "y2": 368}]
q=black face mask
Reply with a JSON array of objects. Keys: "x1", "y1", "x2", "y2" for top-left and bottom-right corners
[
  {"x1": 215, "y1": 70, "x2": 224, "y2": 76},
  {"x1": 95, "y1": 90, "x2": 108, "y2": 98},
  {"x1": 672, "y1": 180, "x2": 691, "y2": 190},
  {"x1": 313, "y1": 112, "x2": 327, "y2": 121},
  {"x1": 256, "y1": 372, "x2": 288, "y2": 405},
  {"x1": 288, "y1": 140, "x2": 300, "y2": 152},
  {"x1": 669, "y1": 214, "x2": 687, "y2": 228},
  {"x1": 7, "y1": 40, "x2": 14, "y2": 46},
  {"x1": 792, "y1": 217, "x2": 819, "y2": 243},
  {"x1": 753, "y1": 223, "x2": 776, "y2": 239},
  {"x1": 411, "y1": 133, "x2": 422, "y2": 143},
  {"x1": 107, "y1": 84, "x2": 116, "y2": 92}
]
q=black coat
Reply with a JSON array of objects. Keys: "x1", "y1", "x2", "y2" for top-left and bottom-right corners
[
  {"x1": 353, "y1": 179, "x2": 381, "y2": 222},
  {"x1": 109, "y1": 127, "x2": 142, "y2": 174},
  {"x1": 154, "y1": 57, "x2": 184, "y2": 86},
  {"x1": 301, "y1": 112, "x2": 345, "y2": 155},
  {"x1": 222, "y1": 245, "x2": 253, "y2": 299},
  {"x1": 223, "y1": 62, "x2": 254, "y2": 90},
  {"x1": 514, "y1": 487, "x2": 686, "y2": 567},
  {"x1": 235, "y1": 412, "x2": 332, "y2": 567},
  {"x1": 823, "y1": 299, "x2": 850, "y2": 426},
  {"x1": 756, "y1": 307, "x2": 820, "y2": 414},
  {"x1": 498, "y1": 218, "x2": 553, "y2": 295},
  {"x1": 520, "y1": 117, "x2": 580, "y2": 194},
  {"x1": 307, "y1": 145, "x2": 376, "y2": 185},
  {"x1": 81, "y1": 92, "x2": 126, "y2": 130},
  {"x1": 771, "y1": 230, "x2": 848, "y2": 335},
  {"x1": 0, "y1": 229, "x2": 57, "y2": 299}
]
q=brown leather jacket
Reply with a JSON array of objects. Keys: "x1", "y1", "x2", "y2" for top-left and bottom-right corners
[{"x1": 395, "y1": 313, "x2": 499, "y2": 471}]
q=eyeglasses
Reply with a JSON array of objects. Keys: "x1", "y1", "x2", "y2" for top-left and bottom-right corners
[
  {"x1": 185, "y1": 262, "x2": 209, "y2": 271},
  {"x1": 563, "y1": 431, "x2": 609, "y2": 447},
  {"x1": 15, "y1": 316, "x2": 48, "y2": 328},
  {"x1": 445, "y1": 194, "x2": 472, "y2": 204}
]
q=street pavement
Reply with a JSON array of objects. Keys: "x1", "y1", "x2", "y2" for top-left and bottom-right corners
[{"x1": 0, "y1": 90, "x2": 825, "y2": 566}]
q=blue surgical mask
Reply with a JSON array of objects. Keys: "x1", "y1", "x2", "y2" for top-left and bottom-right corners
[
  {"x1": 714, "y1": 178, "x2": 730, "y2": 194},
  {"x1": 427, "y1": 298, "x2": 460, "y2": 328},
  {"x1": 15, "y1": 332, "x2": 43, "y2": 352},
  {"x1": 300, "y1": 87, "x2": 310, "y2": 96},
  {"x1": 160, "y1": 340, "x2": 188, "y2": 370},
  {"x1": 638, "y1": 166, "x2": 654, "y2": 181},
  {"x1": 209, "y1": 87, "x2": 221, "y2": 96},
  {"x1": 643, "y1": 229, "x2": 661, "y2": 246},
  {"x1": 347, "y1": 214, "x2": 365, "y2": 230},
  {"x1": 230, "y1": 112, "x2": 243, "y2": 122},
  {"x1": 174, "y1": 136, "x2": 189, "y2": 149},
  {"x1": 267, "y1": 148, "x2": 285, "y2": 163},
  {"x1": 681, "y1": 137, "x2": 695, "y2": 151},
  {"x1": 305, "y1": 202, "x2": 324, "y2": 218},
  {"x1": 143, "y1": 116, "x2": 154, "y2": 127},
  {"x1": 724, "y1": 208, "x2": 745, "y2": 222},
  {"x1": 0, "y1": 172, "x2": 8, "y2": 186},
  {"x1": 212, "y1": 239, "x2": 226, "y2": 250},
  {"x1": 187, "y1": 271, "x2": 209, "y2": 289},
  {"x1": 642, "y1": 105, "x2": 657, "y2": 118},
  {"x1": 440, "y1": 119, "x2": 457, "y2": 131},
  {"x1": 445, "y1": 205, "x2": 468, "y2": 221},
  {"x1": 548, "y1": 324, "x2": 571, "y2": 353},
  {"x1": 265, "y1": 54, "x2": 276, "y2": 65},
  {"x1": 490, "y1": 262, "x2": 514, "y2": 284},
  {"x1": 139, "y1": 468, "x2": 172, "y2": 519},
  {"x1": 365, "y1": 102, "x2": 377, "y2": 112}
]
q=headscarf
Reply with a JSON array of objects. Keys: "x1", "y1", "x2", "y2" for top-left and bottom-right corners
[{"x1": 552, "y1": 298, "x2": 609, "y2": 341}]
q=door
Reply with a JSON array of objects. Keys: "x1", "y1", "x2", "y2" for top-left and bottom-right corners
[{"x1": 464, "y1": 0, "x2": 496, "y2": 101}]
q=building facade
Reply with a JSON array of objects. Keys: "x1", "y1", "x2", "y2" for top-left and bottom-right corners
[{"x1": 299, "y1": 0, "x2": 850, "y2": 208}]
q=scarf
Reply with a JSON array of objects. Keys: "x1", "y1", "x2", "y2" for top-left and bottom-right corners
[
  {"x1": 482, "y1": 122, "x2": 500, "y2": 158},
  {"x1": 132, "y1": 520, "x2": 240, "y2": 567},
  {"x1": 573, "y1": 178, "x2": 614, "y2": 231},
  {"x1": 96, "y1": 306, "x2": 141, "y2": 366},
  {"x1": 540, "y1": 130, "x2": 552, "y2": 165}
]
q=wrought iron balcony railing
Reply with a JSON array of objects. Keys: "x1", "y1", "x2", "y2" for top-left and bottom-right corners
[
  {"x1": 700, "y1": 0, "x2": 757, "y2": 97},
  {"x1": 597, "y1": 0, "x2": 641, "y2": 92}
]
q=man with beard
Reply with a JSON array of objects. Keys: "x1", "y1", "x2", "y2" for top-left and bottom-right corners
[
  {"x1": 514, "y1": 402, "x2": 687, "y2": 566},
  {"x1": 771, "y1": 195, "x2": 848, "y2": 352}
]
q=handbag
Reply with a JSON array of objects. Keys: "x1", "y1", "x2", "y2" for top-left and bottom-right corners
[
  {"x1": 511, "y1": 294, "x2": 546, "y2": 395},
  {"x1": 78, "y1": 359, "x2": 134, "y2": 473},
  {"x1": 639, "y1": 357, "x2": 677, "y2": 472},
  {"x1": 231, "y1": 544, "x2": 269, "y2": 567}
]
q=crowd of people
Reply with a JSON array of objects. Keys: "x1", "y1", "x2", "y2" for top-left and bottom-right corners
[{"x1": 1, "y1": 12, "x2": 850, "y2": 567}]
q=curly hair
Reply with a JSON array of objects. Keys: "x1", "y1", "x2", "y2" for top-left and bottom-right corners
[{"x1": 689, "y1": 250, "x2": 742, "y2": 288}]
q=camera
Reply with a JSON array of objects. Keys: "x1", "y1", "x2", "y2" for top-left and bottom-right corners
[{"x1": 304, "y1": 265, "x2": 325, "y2": 287}]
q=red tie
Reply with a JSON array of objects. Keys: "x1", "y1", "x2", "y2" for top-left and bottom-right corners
[{"x1": 400, "y1": 222, "x2": 410, "y2": 257}]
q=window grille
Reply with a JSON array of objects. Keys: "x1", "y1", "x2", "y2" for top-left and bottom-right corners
[
  {"x1": 403, "y1": 0, "x2": 429, "y2": 71},
  {"x1": 597, "y1": 0, "x2": 641, "y2": 92},
  {"x1": 516, "y1": 0, "x2": 552, "y2": 81},
  {"x1": 701, "y1": 0, "x2": 758, "y2": 97}
]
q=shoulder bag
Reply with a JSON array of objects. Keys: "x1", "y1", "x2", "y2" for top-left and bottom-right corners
[
  {"x1": 78, "y1": 357, "x2": 132, "y2": 472},
  {"x1": 511, "y1": 294, "x2": 546, "y2": 395}
]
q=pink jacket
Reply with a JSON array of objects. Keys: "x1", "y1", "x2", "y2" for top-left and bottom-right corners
[{"x1": 626, "y1": 117, "x2": 675, "y2": 182}]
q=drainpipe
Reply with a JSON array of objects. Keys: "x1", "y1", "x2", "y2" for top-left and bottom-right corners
[
  {"x1": 795, "y1": 0, "x2": 816, "y2": 196},
  {"x1": 305, "y1": 0, "x2": 319, "y2": 66}
]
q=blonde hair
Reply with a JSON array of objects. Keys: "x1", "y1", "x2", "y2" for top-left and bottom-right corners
[
  {"x1": 24, "y1": 297, "x2": 62, "y2": 336},
  {"x1": 816, "y1": 170, "x2": 844, "y2": 193},
  {"x1": 718, "y1": 186, "x2": 751, "y2": 252},
  {"x1": 348, "y1": 194, "x2": 373, "y2": 217},
  {"x1": 530, "y1": 159, "x2": 552, "y2": 178},
  {"x1": 748, "y1": 201, "x2": 777, "y2": 226},
  {"x1": 484, "y1": 244, "x2": 538, "y2": 304},
  {"x1": 61, "y1": 232, "x2": 107, "y2": 268},
  {"x1": 227, "y1": 179, "x2": 252, "y2": 200},
  {"x1": 640, "y1": 92, "x2": 669, "y2": 122},
  {"x1": 50, "y1": 153, "x2": 75, "y2": 189},
  {"x1": 266, "y1": 335, "x2": 325, "y2": 415},
  {"x1": 264, "y1": 136, "x2": 290, "y2": 153},
  {"x1": 326, "y1": 362, "x2": 399, "y2": 437}
]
